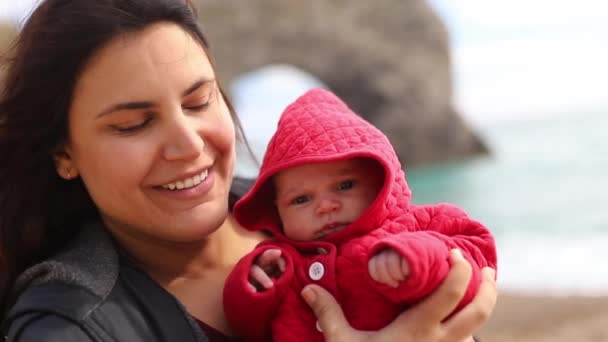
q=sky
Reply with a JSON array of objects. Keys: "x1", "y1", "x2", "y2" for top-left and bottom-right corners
[
  {"x1": 2, "y1": 0, "x2": 607, "y2": 127},
  {"x1": 0, "y1": 0, "x2": 37, "y2": 24},
  {"x1": 428, "y1": 0, "x2": 608, "y2": 126}
]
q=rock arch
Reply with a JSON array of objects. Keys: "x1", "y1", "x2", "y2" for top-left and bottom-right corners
[{"x1": 195, "y1": 0, "x2": 488, "y2": 166}]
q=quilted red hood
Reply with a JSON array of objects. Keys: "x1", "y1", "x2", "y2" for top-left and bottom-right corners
[{"x1": 233, "y1": 88, "x2": 412, "y2": 244}]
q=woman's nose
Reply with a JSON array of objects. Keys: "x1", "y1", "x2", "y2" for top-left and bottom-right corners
[
  {"x1": 162, "y1": 110, "x2": 204, "y2": 161},
  {"x1": 316, "y1": 196, "x2": 341, "y2": 215}
]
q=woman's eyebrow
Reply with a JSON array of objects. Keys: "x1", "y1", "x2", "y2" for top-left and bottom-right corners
[
  {"x1": 182, "y1": 78, "x2": 215, "y2": 97},
  {"x1": 96, "y1": 101, "x2": 155, "y2": 118},
  {"x1": 94, "y1": 78, "x2": 215, "y2": 118}
]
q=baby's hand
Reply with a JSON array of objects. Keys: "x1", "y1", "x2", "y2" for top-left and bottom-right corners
[
  {"x1": 248, "y1": 249, "x2": 286, "y2": 292},
  {"x1": 368, "y1": 248, "x2": 410, "y2": 288}
]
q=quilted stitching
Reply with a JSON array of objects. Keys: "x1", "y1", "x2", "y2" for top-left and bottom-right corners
[
  {"x1": 226, "y1": 88, "x2": 496, "y2": 342},
  {"x1": 234, "y1": 88, "x2": 412, "y2": 236}
]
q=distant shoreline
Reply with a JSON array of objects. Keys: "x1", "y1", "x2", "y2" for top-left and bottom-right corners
[{"x1": 496, "y1": 287, "x2": 608, "y2": 298}]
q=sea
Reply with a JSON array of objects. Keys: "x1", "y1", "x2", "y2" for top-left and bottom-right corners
[
  {"x1": 232, "y1": 65, "x2": 608, "y2": 297},
  {"x1": 406, "y1": 111, "x2": 608, "y2": 296}
]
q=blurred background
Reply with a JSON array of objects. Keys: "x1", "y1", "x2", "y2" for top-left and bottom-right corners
[{"x1": 1, "y1": 1, "x2": 607, "y2": 340}]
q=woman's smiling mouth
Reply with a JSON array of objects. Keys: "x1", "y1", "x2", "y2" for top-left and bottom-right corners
[
  {"x1": 161, "y1": 169, "x2": 209, "y2": 191},
  {"x1": 151, "y1": 166, "x2": 216, "y2": 204}
]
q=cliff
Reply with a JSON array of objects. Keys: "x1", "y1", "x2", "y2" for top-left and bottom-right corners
[{"x1": 194, "y1": 0, "x2": 488, "y2": 166}]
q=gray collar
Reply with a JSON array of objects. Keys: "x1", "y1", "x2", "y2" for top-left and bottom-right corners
[
  {"x1": 11, "y1": 222, "x2": 209, "y2": 342},
  {"x1": 14, "y1": 221, "x2": 119, "y2": 299}
]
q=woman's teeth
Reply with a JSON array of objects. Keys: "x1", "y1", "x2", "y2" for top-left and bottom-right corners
[{"x1": 162, "y1": 169, "x2": 209, "y2": 190}]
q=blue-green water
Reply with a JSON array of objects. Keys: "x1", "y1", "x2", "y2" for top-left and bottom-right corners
[{"x1": 406, "y1": 111, "x2": 608, "y2": 294}]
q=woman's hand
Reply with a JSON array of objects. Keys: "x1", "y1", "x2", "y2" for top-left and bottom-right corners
[{"x1": 301, "y1": 249, "x2": 497, "y2": 342}]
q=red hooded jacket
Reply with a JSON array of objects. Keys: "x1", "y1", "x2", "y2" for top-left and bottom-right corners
[{"x1": 224, "y1": 88, "x2": 497, "y2": 342}]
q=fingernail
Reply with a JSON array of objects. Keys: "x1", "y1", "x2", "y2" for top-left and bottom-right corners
[
  {"x1": 483, "y1": 267, "x2": 496, "y2": 279},
  {"x1": 451, "y1": 248, "x2": 463, "y2": 259},
  {"x1": 301, "y1": 286, "x2": 317, "y2": 304}
]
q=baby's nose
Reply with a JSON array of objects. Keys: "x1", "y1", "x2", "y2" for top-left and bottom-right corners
[{"x1": 316, "y1": 197, "x2": 341, "y2": 215}]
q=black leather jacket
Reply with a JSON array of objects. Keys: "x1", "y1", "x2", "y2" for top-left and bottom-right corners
[{"x1": 2, "y1": 223, "x2": 208, "y2": 342}]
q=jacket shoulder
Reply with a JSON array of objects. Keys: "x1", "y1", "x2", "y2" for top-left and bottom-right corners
[
  {"x1": 4, "y1": 267, "x2": 205, "y2": 342},
  {"x1": 6, "y1": 312, "x2": 94, "y2": 342},
  {"x1": 3, "y1": 283, "x2": 101, "y2": 341}
]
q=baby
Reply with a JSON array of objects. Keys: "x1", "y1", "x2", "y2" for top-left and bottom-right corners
[{"x1": 223, "y1": 88, "x2": 497, "y2": 342}]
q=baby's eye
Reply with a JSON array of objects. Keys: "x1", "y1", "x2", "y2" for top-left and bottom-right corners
[
  {"x1": 338, "y1": 180, "x2": 354, "y2": 190},
  {"x1": 291, "y1": 195, "x2": 310, "y2": 205}
]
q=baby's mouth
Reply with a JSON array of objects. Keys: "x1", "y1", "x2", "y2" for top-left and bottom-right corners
[{"x1": 316, "y1": 222, "x2": 349, "y2": 239}]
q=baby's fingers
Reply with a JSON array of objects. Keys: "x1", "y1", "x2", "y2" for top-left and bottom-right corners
[
  {"x1": 277, "y1": 256, "x2": 286, "y2": 272},
  {"x1": 385, "y1": 250, "x2": 406, "y2": 283},
  {"x1": 400, "y1": 256, "x2": 410, "y2": 278},
  {"x1": 257, "y1": 248, "x2": 282, "y2": 268},
  {"x1": 368, "y1": 255, "x2": 380, "y2": 282},
  {"x1": 370, "y1": 252, "x2": 398, "y2": 288},
  {"x1": 249, "y1": 264, "x2": 274, "y2": 290}
]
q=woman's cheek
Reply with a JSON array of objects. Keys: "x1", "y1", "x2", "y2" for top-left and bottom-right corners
[{"x1": 214, "y1": 100, "x2": 237, "y2": 155}]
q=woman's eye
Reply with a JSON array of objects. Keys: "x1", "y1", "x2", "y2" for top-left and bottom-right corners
[
  {"x1": 291, "y1": 196, "x2": 310, "y2": 205},
  {"x1": 338, "y1": 180, "x2": 354, "y2": 190},
  {"x1": 112, "y1": 118, "x2": 152, "y2": 134},
  {"x1": 184, "y1": 102, "x2": 210, "y2": 111}
]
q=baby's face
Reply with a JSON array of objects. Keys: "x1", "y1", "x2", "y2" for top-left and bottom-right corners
[{"x1": 274, "y1": 158, "x2": 383, "y2": 241}]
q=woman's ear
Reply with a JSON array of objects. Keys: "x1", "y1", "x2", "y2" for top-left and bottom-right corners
[{"x1": 52, "y1": 144, "x2": 79, "y2": 180}]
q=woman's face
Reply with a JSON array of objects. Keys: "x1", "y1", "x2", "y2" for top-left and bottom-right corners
[{"x1": 58, "y1": 23, "x2": 235, "y2": 243}]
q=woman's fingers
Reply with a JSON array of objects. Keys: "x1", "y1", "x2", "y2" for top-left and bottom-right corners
[
  {"x1": 301, "y1": 284, "x2": 357, "y2": 340},
  {"x1": 301, "y1": 263, "x2": 494, "y2": 342},
  {"x1": 443, "y1": 267, "x2": 497, "y2": 336},
  {"x1": 407, "y1": 249, "x2": 471, "y2": 322}
]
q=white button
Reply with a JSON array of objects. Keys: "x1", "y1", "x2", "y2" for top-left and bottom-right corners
[
  {"x1": 309, "y1": 261, "x2": 325, "y2": 281},
  {"x1": 316, "y1": 320, "x2": 323, "y2": 332}
]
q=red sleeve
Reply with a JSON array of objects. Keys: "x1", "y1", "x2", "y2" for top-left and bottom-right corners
[
  {"x1": 223, "y1": 244, "x2": 295, "y2": 342},
  {"x1": 366, "y1": 203, "x2": 496, "y2": 311}
]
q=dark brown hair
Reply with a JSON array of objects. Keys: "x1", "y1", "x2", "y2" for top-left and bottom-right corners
[{"x1": 0, "y1": 0, "x2": 246, "y2": 316}]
